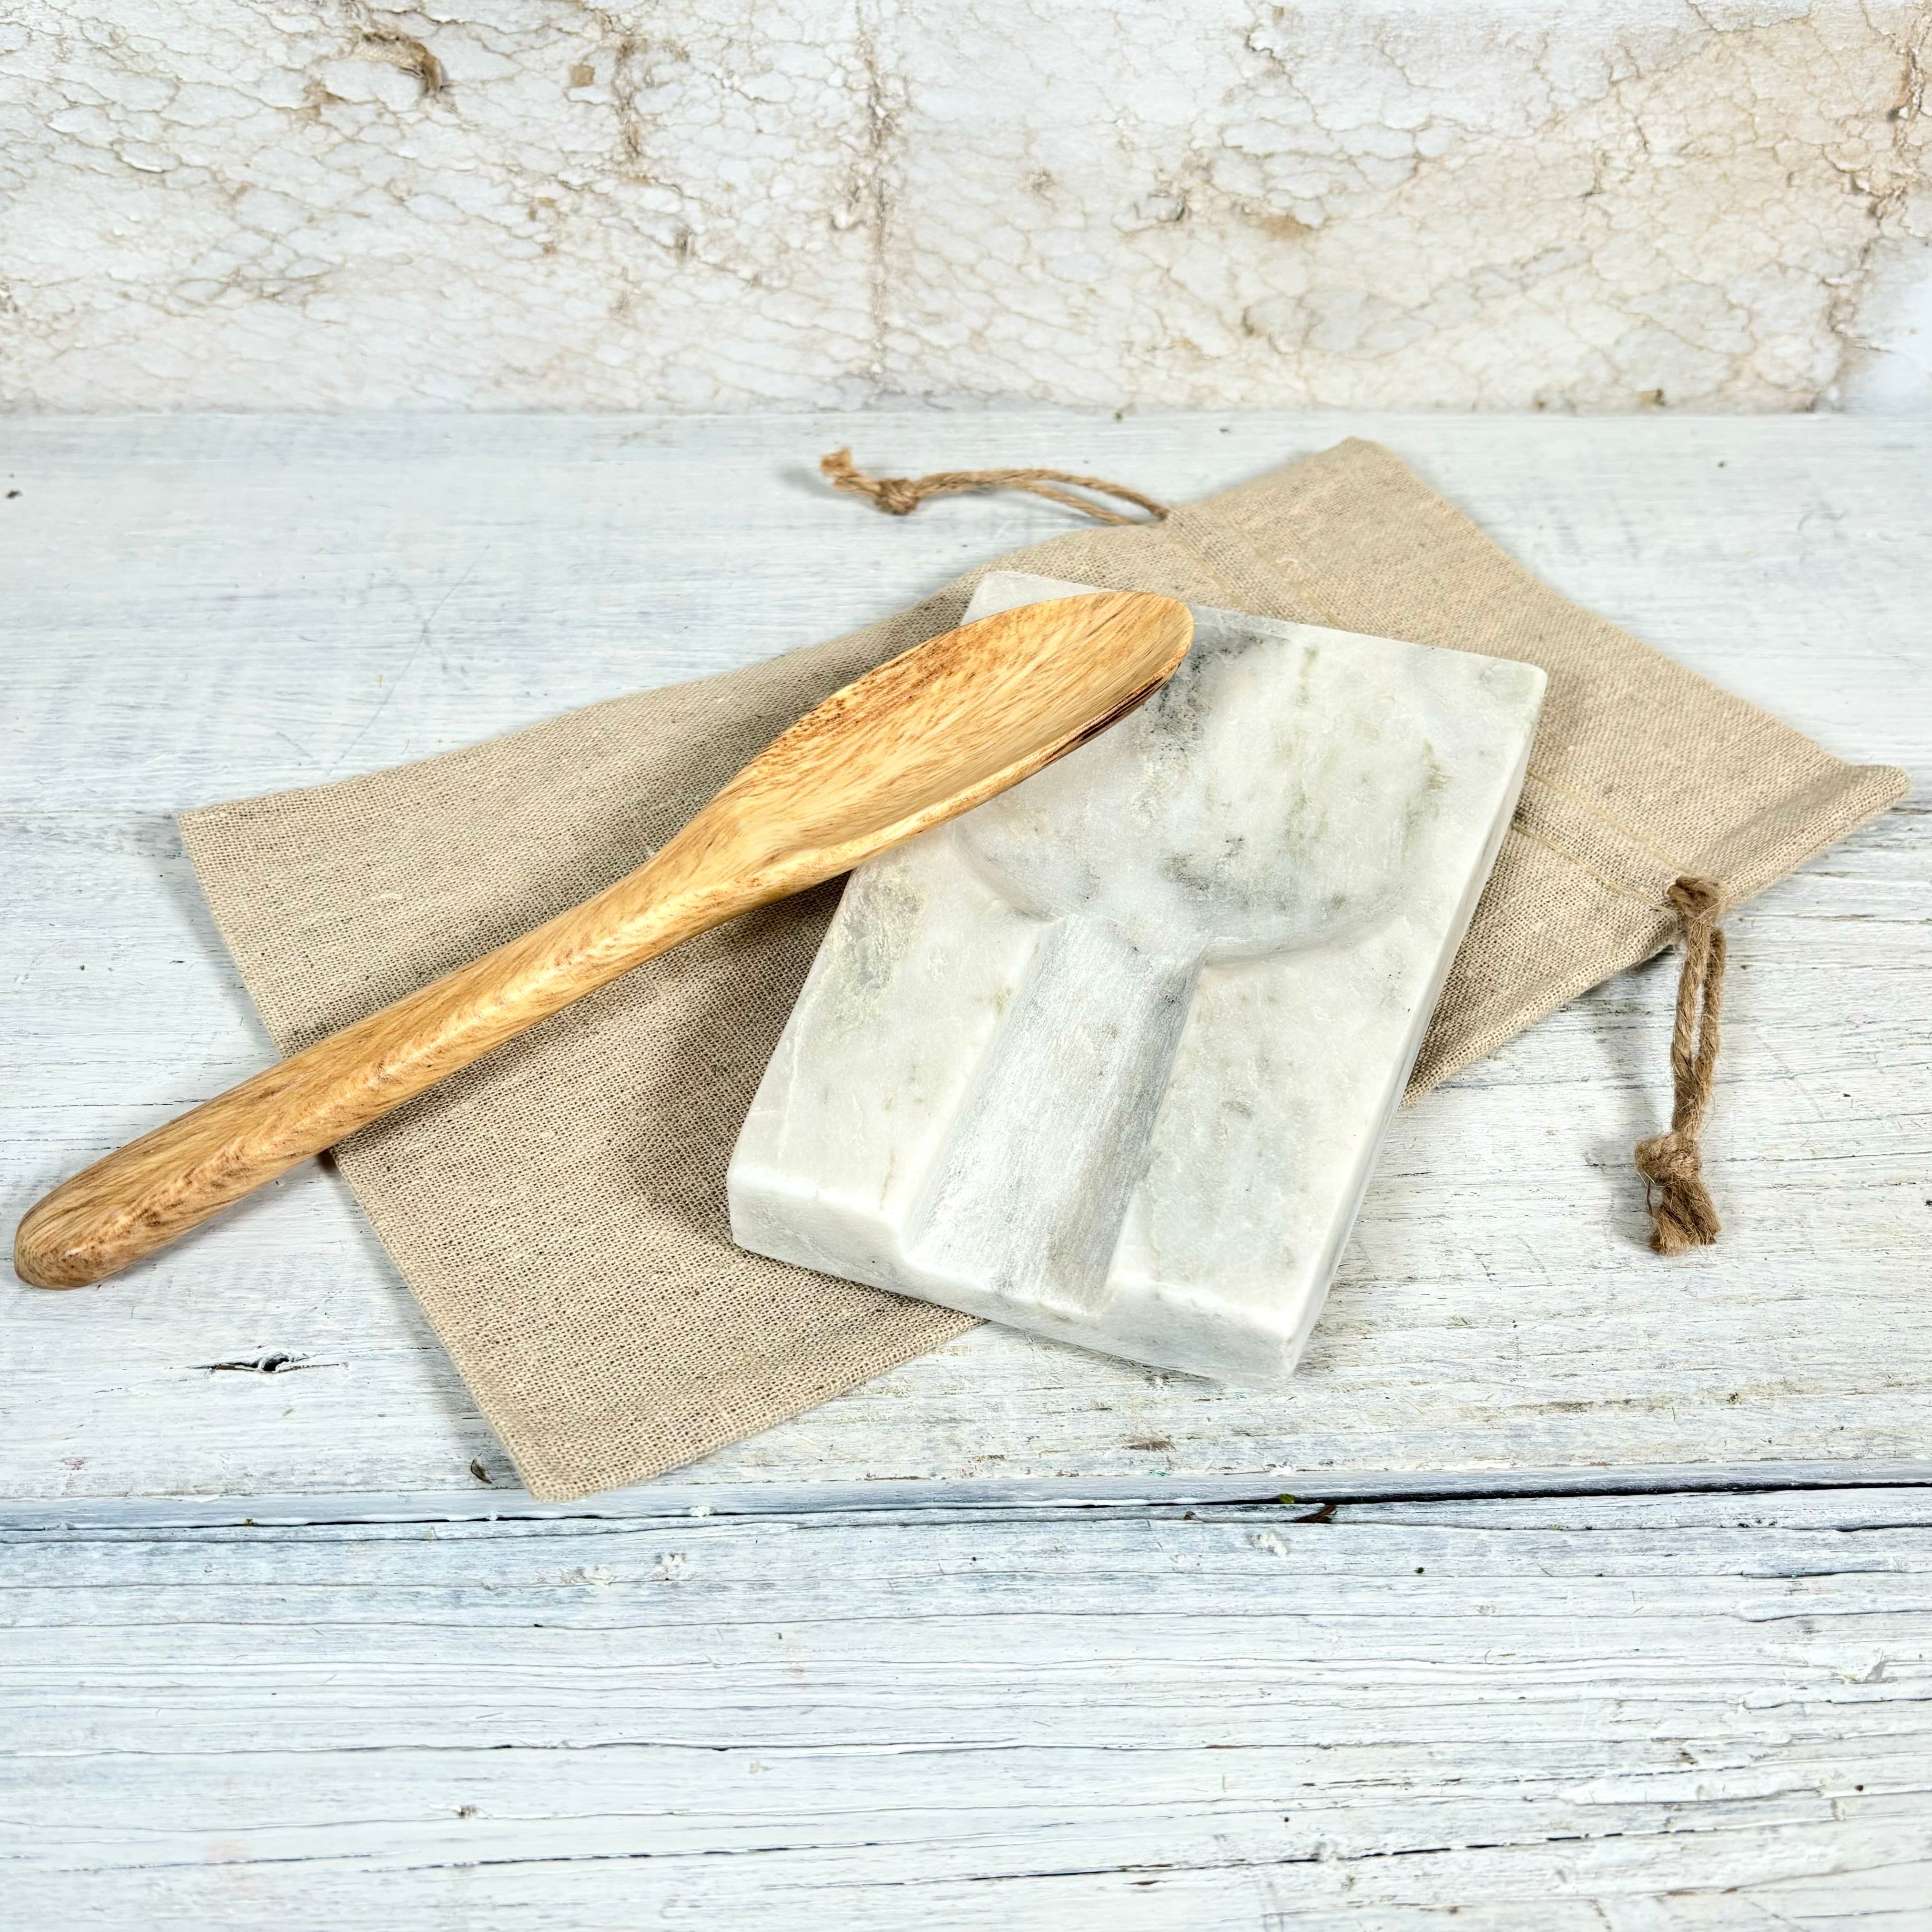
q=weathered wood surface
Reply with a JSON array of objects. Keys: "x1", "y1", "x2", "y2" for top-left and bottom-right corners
[
  {"x1": 7, "y1": 1485, "x2": 1931, "y2": 1928},
  {"x1": 3, "y1": 414, "x2": 1929, "y2": 1928},
  {"x1": 2, "y1": 412, "x2": 1928, "y2": 1505}
]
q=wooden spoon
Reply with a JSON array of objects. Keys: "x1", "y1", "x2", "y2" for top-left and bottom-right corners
[{"x1": 15, "y1": 591, "x2": 1192, "y2": 1290}]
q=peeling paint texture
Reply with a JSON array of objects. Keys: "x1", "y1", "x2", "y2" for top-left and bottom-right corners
[{"x1": 1, "y1": 1, "x2": 1928, "y2": 410}]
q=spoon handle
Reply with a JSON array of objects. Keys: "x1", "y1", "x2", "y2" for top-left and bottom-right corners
[{"x1": 12, "y1": 845, "x2": 733, "y2": 1289}]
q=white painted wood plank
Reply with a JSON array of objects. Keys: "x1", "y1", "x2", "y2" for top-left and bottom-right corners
[
  {"x1": 1, "y1": 414, "x2": 1927, "y2": 1504},
  {"x1": 5, "y1": 1488, "x2": 1930, "y2": 1929}
]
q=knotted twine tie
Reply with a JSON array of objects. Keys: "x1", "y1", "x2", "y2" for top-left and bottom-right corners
[
  {"x1": 821, "y1": 453, "x2": 1734, "y2": 1258},
  {"x1": 820, "y1": 448, "x2": 1170, "y2": 526},
  {"x1": 1635, "y1": 876, "x2": 1728, "y2": 1253}
]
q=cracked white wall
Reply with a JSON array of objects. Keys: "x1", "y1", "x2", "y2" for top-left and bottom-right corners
[{"x1": 1, "y1": 0, "x2": 1927, "y2": 410}]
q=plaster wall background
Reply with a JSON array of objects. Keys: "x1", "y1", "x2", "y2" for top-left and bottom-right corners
[{"x1": 1, "y1": 0, "x2": 1928, "y2": 412}]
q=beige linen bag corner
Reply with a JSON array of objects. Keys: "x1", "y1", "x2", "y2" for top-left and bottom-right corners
[{"x1": 178, "y1": 439, "x2": 1909, "y2": 1500}]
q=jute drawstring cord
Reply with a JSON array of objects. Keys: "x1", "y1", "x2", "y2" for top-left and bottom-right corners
[
  {"x1": 820, "y1": 448, "x2": 1170, "y2": 526},
  {"x1": 1635, "y1": 875, "x2": 1728, "y2": 1254}
]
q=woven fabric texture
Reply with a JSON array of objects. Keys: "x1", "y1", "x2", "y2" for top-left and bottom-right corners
[{"x1": 179, "y1": 439, "x2": 1909, "y2": 1499}]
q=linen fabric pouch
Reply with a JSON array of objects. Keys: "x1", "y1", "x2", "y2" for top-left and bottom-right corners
[{"x1": 179, "y1": 438, "x2": 1908, "y2": 1500}]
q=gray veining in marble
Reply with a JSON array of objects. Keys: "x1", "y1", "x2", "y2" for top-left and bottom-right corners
[{"x1": 728, "y1": 573, "x2": 1546, "y2": 1383}]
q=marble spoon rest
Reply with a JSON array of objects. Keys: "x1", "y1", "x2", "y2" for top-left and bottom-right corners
[{"x1": 729, "y1": 572, "x2": 1546, "y2": 1384}]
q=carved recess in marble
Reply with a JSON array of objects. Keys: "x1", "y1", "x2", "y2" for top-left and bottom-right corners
[{"x1": 1, "y1": 2, "x2": 1926, "y2": 410}]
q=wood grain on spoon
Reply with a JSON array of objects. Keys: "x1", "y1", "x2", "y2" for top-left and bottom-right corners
[{"x1": 14, "y1": 591, "x2": 1192, "y2": 1290}]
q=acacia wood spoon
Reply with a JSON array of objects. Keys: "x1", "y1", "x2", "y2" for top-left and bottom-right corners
[{"x1": 15, "y1": 591, "x2": 1192, "y2": 1290}]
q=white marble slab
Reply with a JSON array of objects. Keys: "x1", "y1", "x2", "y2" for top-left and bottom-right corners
[{"x1": 729, "y1": 572, "x2": 1546, "y2": 1382}]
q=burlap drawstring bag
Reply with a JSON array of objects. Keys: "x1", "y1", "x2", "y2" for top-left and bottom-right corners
[{"x1": 178, "y1": 438, "x2": 1908, "y2": 1500}]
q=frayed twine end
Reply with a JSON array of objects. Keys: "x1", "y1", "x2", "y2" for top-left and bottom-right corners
[{"x1": 1634, "y1": 1128, "x2": 1721, "y2": 1254}]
